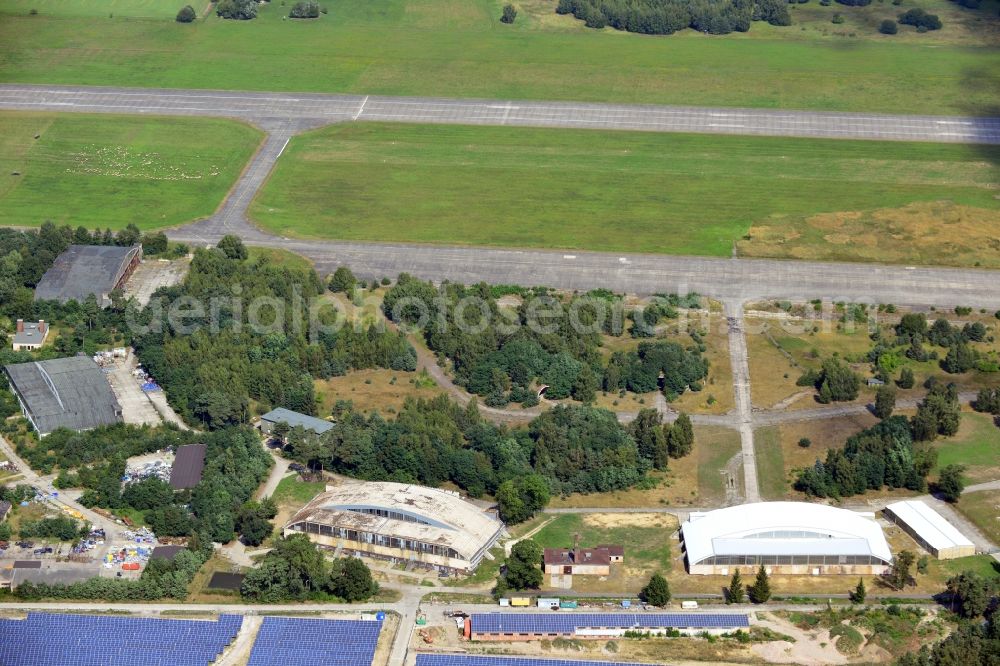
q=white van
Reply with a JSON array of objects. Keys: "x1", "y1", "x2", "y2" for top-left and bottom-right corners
[{"x1": 681, "y1": 601, "x2": 699, "y2": 610}]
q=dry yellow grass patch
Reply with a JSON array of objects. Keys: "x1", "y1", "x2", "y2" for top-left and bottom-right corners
[
  {"x1": 582, "y1": 513, "x2": 675, "y2": 530},
  {"x1": 314, "y1": 369, "x2": 443, "y2": 416},
  {"x1": 740, "y1": 201, "x2": 1000, "y2": 268}
]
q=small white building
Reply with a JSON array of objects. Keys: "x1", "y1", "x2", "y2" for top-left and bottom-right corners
[
  {"x1": 682, "y1": 502, "x2": 893, "y2": 575},
  {"x1": 883, "y1": 500, "x2": 976, "y2": 560},
  {"x1": 11, "y1": 320, "x2": 49, "y2": 351}
]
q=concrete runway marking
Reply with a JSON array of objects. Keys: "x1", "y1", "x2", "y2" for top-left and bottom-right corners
[{"x1": 353, "y1": 95, "x2": 369, "y2": 121}]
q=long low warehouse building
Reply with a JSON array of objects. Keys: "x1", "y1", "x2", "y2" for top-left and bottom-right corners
[
  {"x1": 681, "y1": 502, "x2": 893, "y2": 575},
  {"x1": 285, "y1": 482, "x2": 504, "y2": 573},
  {"x1": 418, "y1": 656, "x2": 656, "y2": 666},
  {"x1": 883, "y1": 500, "x2": 976, "y2": 560},
  {"x1": 466, "y1": 613, "x2": 750, "y2": 640}
]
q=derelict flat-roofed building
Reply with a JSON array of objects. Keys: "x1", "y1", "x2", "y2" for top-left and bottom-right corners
[
  {"x1": 34, "y1": 244, "x2": 142, "y2": 308},
  {"x1": 681, "y1": 502, "x2": 893, "y2": 575},
  {"x1": 284, "y1": 481, "x2": 505, "y2": 573},
  {"x1": 169, "y1": 443, "x2": 207, "y2": 490},
  {"x1": 3, "y1": 356, "x2": 122, "y2": 436},
  {"x1": 883, "y1": 500, "x2": 976, "y2": 560}
]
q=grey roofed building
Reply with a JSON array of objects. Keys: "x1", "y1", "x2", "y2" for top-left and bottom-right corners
[
  {"x1": 11, "y1": 320, "x2": 49, "y2": 351},
  {"x1": 3, "y1": 356, "x2": 122, "y2": 436},
  {"x1": 34, "y1": 244, "x2": 142, "y2": 307},
  {"x1": 259, "y1": 407, "x2": 333, "y2": 436},
  {"x1": 169, "y1": 443, "x2": 207, "y2": 490}
]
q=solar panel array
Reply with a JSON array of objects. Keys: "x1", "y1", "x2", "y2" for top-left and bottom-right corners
[
  {"x1": 417, "y1": 656, "x2": 655, "y2": 666},
  {"x1": 247, "y1": 616, "x2": 382, "y2": 666},
  {"x1": 470, "y1": 612, "x2": 750, "y2": 633},
  {"x1": 0, "y1": 612, "x2": 242, "y2": 666}
]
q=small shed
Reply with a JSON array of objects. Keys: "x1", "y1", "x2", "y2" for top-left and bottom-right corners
[{"x1": 883, "y1": 500, "x2": 976, "y2": 560}]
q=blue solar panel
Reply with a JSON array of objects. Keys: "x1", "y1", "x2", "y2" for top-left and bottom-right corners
[
  {"x1": 0, "y1": 612, "x2": 243, "y2": 666},
  {"x1": 247, "y1": 616, "x2": 383, "y2": 666},
  {"x1": 417, "y1": 656, "x2": 656, "y2": 666},
  {"x1": 470, "y1": 613, "x2": 749, "y2": 633}
]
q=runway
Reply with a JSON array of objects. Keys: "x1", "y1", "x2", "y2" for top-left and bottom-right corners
[
  {"x1": 4, "y1": 82, "x2": 1000, "y2": 307},
  {"x1": 3, "y1": 84, "x2": 1000, "y2": 143}
]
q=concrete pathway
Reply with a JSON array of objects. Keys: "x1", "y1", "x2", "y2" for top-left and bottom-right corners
[{"x1": 725, "y1": 300, "x2": 759, "y2": 503}]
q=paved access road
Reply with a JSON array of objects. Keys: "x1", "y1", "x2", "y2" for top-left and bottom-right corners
[{"x1": 3, "y1": 84, "x2": 1000, "y2": 144}]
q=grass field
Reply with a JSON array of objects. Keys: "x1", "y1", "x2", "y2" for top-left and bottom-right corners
[
  {"x1": 0, "y1": 111, "x2": 261, "y2": 229},
  {"x1": 956, "y1": 489, "x2": 1000, "y2": 547},
  {"x1": 529, "y1": 512, "x2": 675, "y2": 593},
  {"x1": 314, "y1": 369, "x2": 444, "y2": 416},
  {"x1": 1, "y1": 0, "x2": 1000, "y2": 115},
  {"x1": 933, "y1": 411, "x2": 1000, "y2": 484},
  {"x1": 246, "y1": 246, "x2": 314, "y2": 272},
  {"x1": 250, "y1": 123, "x2": 1000, "y2": 259},
  {"x1": 757, "y1": 411, "x2": 1000, "y2": 500}
]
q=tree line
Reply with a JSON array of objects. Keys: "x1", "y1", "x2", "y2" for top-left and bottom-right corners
[
  {"x1": 282, "y1": 395, "x2": 693, "y2": 521},
  {"x1": 555, "y1": 0, "x2": 791, "y2": 35}
]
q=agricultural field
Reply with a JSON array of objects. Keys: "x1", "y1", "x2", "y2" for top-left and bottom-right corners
[
  {"x1": 548, "y1": 425, "x2": 743, "y2": 508},
  {"x1": 1, "y1": 0, "x2": 1000, "y2": 114},
  {"x1": 0, "y1": 112, "x2": 261, "y2": 229},
  {"x1": 251, "y1": 123, "x2": 1000, "y2": 260}
]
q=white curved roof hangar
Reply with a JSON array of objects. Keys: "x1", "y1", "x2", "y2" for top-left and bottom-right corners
[{"x1": 682, "y1": 502, "x2": 892, "y2": 565}]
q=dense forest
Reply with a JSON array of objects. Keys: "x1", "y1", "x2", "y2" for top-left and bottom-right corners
[
  {"x1": 382, "y1": 275, "x2": 707, "y2": 407},
  {"x1": 555, "y1": 0, "x2": 791, "y2": 35},
  {"x1": 134, "y1": 241, "x2": 416, "y2": 427}
]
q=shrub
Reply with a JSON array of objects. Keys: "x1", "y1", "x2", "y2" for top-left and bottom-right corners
[
  {"x1": 836, "y1": 0, "x2": 870, "y2": 5},
  {"x1": 289, "y1": 1, "x2": 320, "y2": 18},
  {"x1": 879, "y1": 18, "x2": 897, "y2": 33},
  {"x1": 500, "y1": 3, "x2": 517, "y2": 23},
  {"x1": 216, "y1": 0, "x2": 257, "y2": 20},
  {"x1": 832, "y1": 12, "x2": 845, "y2": 22},
  {"x1": 898, "y1": 7, "x2": 941, "y2": 29},
  {"x1": 176, "y1": 5, "x2": 196, "y2": 22}
]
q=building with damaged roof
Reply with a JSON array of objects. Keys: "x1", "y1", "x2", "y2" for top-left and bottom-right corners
[
  {"x1": 284, "y1": 481, "x2": 505, "y2": 573},
  {"x1": 3, "y1": 356, "x2": 122, "y2": 436},
  {"x1": 34, "y1": 244, "x2": 141, "y2": 307}
]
